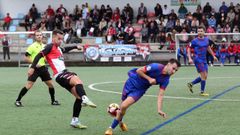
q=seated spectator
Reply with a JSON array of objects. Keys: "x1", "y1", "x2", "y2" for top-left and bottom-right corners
[
  {"x1": 46, "y1": 5, "x2": 55, "y2": 17},
  {"x1": 219, "y1": 1, "x2": 228, "y2": 14},
  {"x1": 203, "y1": 2, "x2": 212, "y2": 18},
  {"x1": 219, "y1": 44, "x2": 227, "y2": 66},
  {"x1": 75, "y1": 17, "x2": 85, "y2": 38},
  {"x1": 73, "y1": 4, "x2": 81, "y2": 21},
  {"x1": 162, "y1": 5, "x2": 170, "y2": 19},
  {"x1": 56, "y1": 4, "x2": 68, "y2": 16},
  {"x1": 3, "y1": 13, "x2": 12, "y2": 31},
  {"x1": 177, "y1": 46, "x2": 187, "y2": 65},
  {"x1": 154, "y1": 3, "x2": 162, "y2": 18},
  {"x1": 115, "y1": 18, "x2": 125, "y2": 33},
  {"x1": 116, "y1": 31, "x2": 125, "y2": 44},
  {"x1": 148, "y1": 22, "x2": 158, "y2": 42},
  {"x1": 98, "y1": 18, "x2": 107, "y2": 36},
  {"x1": 24, "y1": 12, "x2": 33, "y2": 31},
  {"x1": 174, "y1": 19, "x2": 182, "y2": 33},
  {"x1": 105, "y1": 25, "x2": 116, "y2": 43},
  {"x1": 137, "y1": 3, "x2": 147, "y2": 21},
  {"x1": 227, "y1": 40, "x2": 237, "y2": 63},
  {"x1": 112, "y1": 8, "x2": 120, "y2": 23},
  {"x1": 29, "y1": 3, "x2": 39, "y2": 23},
  {"x1": 232, "y1": 26, "x2": 240, "y2": 42},
  {"x1": 207, "y1": 15, "x2": 217, "y2": 28},
  {"x1": 178, "y1": 3, "x2": 188, "y2": 19},
  {"x1": 157, "y1": 31, "x2": 166, "y2": 50},
  {"x1": 141, "y1": 23, "x2": 149, "y2": 43},
  {"x1": 124, "y1": 31, "x2": 136, "y2": 44}
]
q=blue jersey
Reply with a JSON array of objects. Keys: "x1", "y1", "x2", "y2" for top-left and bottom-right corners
[
  {"x1": 127, "y1": 63, "x2": 170, "y2": 91},
  {"x1": 190, "y1": 37, "x2": 209, "y2": 63}
]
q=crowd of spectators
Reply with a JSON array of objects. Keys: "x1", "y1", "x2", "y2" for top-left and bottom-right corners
[{"x1": 1, "y1": 2, "x2": 240, "y2": 54}]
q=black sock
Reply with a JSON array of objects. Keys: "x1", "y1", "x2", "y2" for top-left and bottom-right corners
[
  {"x1": 49, "y1": 88, "x2": 55, "y2": 102},
  {"x1": 73, "y1": 99, "x2": 82, "y2": 117},
  {"x1": 16, "y1": 87, "x2": 28, "y2": 101},
  {"x1": 75, "y1": 84, "x2": 86, "y2": 97}
]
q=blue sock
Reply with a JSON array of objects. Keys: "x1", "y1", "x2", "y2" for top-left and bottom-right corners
[
  {"x1": 192, "y1": 77, "x2": 201, "y2": 85},
  {"x1": 201, "y1": 80, "x2": 206, "y2": 93},
  {"x1": 110, "y1": 119, "x2": 119, "y2": 129}
]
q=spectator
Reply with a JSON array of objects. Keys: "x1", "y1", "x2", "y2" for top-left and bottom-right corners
[
  {"x1": 124, "y1": 31, "x2": 135, "y2": 44},
  {"x1": 105, "y1": 25, "x2": 116, "y2": 43},
  {"x1": 207, "y1": 15, "x2": 217, "y2": 28},
  {"x1": 219, "y1": 44, "x2": 227, "y2": 66},
  {"x1": 112, "y1": 8, "x2": 121, "y2": 23},
  {"x1": 73, "y1": 5, "x2": 81, "y2": 21},
  {"x1": 232, "y1": 26, "x2": 240, "y2": 42},
  {"x1": 56, "y1": 4, "x2": 68, "y2": 16},
  {"x1": 162, "y1": 5, "x2": 170, "y2": 18},
  {"x1": 178, "y1": 3, "x2": 188, "y2": 19},
  {"x1": 177, "y1": 46, "x2": 187, "y2": 65},
  {"x1": 174, "y1": 19, "x2": 183, "y2": 33},
  {"x1": 141, "y1": 23, "x2": 149, "y2": 43},
  {"x1": 105, "y1": 5, "x2": 113, "y2": 22},
  {"x1": 227, "y1": 9, "x2": 235, "y2": 23},
  {"x1": 29, "y1": 3, "x2": 39, "y2": 23},
  {"x1": 157, "y1": 31, "x2": 166, "y2": 50},
  {"x1": 116, "y1": 31, "x2": 125, "y2": 44},
  {"x1": 75, "y1": 17, "x2": 85, "y2": 37},
  {"x1": 97, "y1": 18, "x2": 107, "y2": 36},
  {"x1": 219, "y1": 1, "x2": 228, "y2": 14},
  {"x1": 148, "y1": 22, "x2": 158, "y2": 42},
  {"x1": 227, "y1": 41, "x2": 237, "y2": 63},
  {"x1": 46, "y1": 5, "x2": 55, "y2": 17},
  {"x1": 24, "y1": 12, "x2": 33, "y2": 31},
  {"x1": 115, "y1": 18, "x2": 125, "y2": 33},
  {"x1": 1, "y1": 35, "x2": 10, "y2": 61},
  {"x1": 203, "y1": 2, "x2": 212, "y2": 17},
  {"x1": 154, "y1": 3, "x2": 162, "y2": 18},
  {"x1": 3, "y1": 13, "x2": 12, "y2": 31},
  {"x1": 137, "y1": 3, "x2": 147, "y2": 21},
  {"x1": 99, "y1": 5, "x2": 106, "y2": 21}
]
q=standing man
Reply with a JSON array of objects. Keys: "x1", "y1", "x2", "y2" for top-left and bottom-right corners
[
  {"x1": 105, "y1": 59, "x2": 181, "y2": 135},
  {"x1": 28, "y1": 30, "x2": 96, "y2": 129},
  {"x1": 187, "y1": 26, "x2": 218, "y2": 96},
  {"x1": 2, "y1": 34, "x2": 11, "y2": 61},
  {"x1": 15, "y1": 31, "x2": 60, "y2": 107}
]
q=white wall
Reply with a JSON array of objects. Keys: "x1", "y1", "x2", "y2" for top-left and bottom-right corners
[{"x1": 0, "y1": 0, "x2": 240, "y2": 18}]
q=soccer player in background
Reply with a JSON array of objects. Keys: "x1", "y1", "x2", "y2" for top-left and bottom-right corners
[
  {"x1": 105, "y1": 59, "x2": 181, "y2": 135},
  {"x1": 15, "y1": 31, "x2": 60, "y2": 107},
  {"x1": 28, "y1": 30, "x2": 96, "y2": 129},
  {"x1": 187, "y1": 26, "x2": 218, "y2": 96}
]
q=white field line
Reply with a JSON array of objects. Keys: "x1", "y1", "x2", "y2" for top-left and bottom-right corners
[{"x1": 88, "y1": 76, "x2": 240, "y2": 102}]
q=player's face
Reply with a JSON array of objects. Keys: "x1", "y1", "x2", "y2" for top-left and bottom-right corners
[
  {"x1": 54, "y1": 33, "x2": 64, "y2": 46},
  {"x1": 167, "y1": 63, "x2": 179, "y2": 75},
  {"x1": 35, "y1": 32, "x2": 43, "y2": 42},
  {"x1": 197, "y1": 28, "x2": 205, "y2": 38}
]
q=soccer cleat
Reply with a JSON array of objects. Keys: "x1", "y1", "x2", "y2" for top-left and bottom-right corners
[
  {"x1": 82, "y1": 98, "x2": 97, "y2": 108},
  {"x1": 187, "y1": 83, "x2": 193, "y2": 93},
  {"x1": 120, "y1": 123, "x2": 128, "y2": 131},
  {"x1": 15, "y1": 101, "x2": 23, "y2": 107},
  {"x1": 105, "y1": 128, "x2": 113, "y2": 135},
  {"x1": 200, "y1": 92, "x2": 209, "y2": 96},
  {"x1": 70, "y1": 121, "x2": 87, "y2": 129},
  {"x1": 51, "y1": 100, "x2": 60, "y2": 105}
]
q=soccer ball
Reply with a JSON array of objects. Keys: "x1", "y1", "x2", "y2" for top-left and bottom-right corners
[{"x1": 107, "y1": 103, "x2": 120, "y2": 117}]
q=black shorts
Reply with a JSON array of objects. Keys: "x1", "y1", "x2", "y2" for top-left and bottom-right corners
[
  {"x1": 28, "y1": 66, "x2": 52, "y2": 82},
  {"x1": 55, "y1": 70, "x2": 77, "y2": 91}
]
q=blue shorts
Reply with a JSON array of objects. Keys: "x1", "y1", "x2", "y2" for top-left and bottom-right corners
[
  {"x1": 121, "y1": 79, "x2": 146, "y2": 102},
  {"x1": 194, "y1": 61, "x2": 208, "y2": 73}
]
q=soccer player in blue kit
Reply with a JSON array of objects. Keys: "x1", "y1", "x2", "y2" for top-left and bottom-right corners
[
  {"x1": 105, "y1": 58, "x2": 181, "y2": 135},
  {"x1": 187, "y1": 26, "x2": 218, "y2": 96}
]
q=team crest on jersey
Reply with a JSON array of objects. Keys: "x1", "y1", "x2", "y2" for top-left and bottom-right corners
[{"x1": 146, "y1": 65, "x2": 151, "y2": 71}]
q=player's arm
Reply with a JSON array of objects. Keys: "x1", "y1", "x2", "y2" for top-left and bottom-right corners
[
  {"x1": 28, "y1": 44, "x2": 52, "y2": 76},
  {"x1": 24, "y1": 52, "x2": 32, "y2": 64},
  {"x1": 187, "y1": 46, "x2": 194, "y2": 64},
  {"x1": 207, "y1": 46, "x2": 218, "y2": 61},
  {"x1": 157, "y1": 88, "x2": 167, "y2": 118},
  {"x1": 136, "y1": 66, "x2": 156, "y2": 85},
  {"x1": 61, "y1": 45, "x2": 82, "y2": 53}
]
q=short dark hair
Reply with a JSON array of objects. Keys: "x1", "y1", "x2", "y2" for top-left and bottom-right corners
[
  {"x1": 168, "y1": 58, "x2": 181, "y2": 67},
  {"x1": 52, "y1": 29, "x2": 64, "y2": 35},
  {"x1": 197, "y1": 26, "x2": 205, "y2": 31}
]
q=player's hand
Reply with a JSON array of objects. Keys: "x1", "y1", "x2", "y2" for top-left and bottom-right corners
[
  {"x1": 77, "y1": 45, "x2": 82, "y2": 50},
  {"x1": 28, "y1": 68, "x2": 35, "y2": 77},
  {"x1": 158, "y1": 110, "x2": 167, "y2": 118},
  {"x1": 148, "y1": 78, "x2": 156, "y2": 85},
  {"x1": 213, "y1": 56, "x2": 218, "y2": 62},
  {"x1": 188, "y1": 58, "x2": 193, "y2": 64}
]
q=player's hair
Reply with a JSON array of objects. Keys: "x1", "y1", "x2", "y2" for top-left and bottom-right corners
[
  {"x1": 52, "y1": 29, "x2": 64, "y2": 35},
  {"x1": 168, "y1": 58, "x2": 181, "y2": 67},
  {"x1": 197, "y1": 26, "x2": 205, "y2": 31}
]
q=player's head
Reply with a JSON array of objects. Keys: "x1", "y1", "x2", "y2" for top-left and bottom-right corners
[
  {"x1": 166, "y1": 58, "x2": 181, "y2": 75},
  {"x1": 34, "y1": 30, "x2": 43, "y2": 43},
  {"x1": 197, "y1": 26, "x2": 205, "y2": 38},
  {"x1": 52, "y1": 30, "x2": 64, "y2": 46}
]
